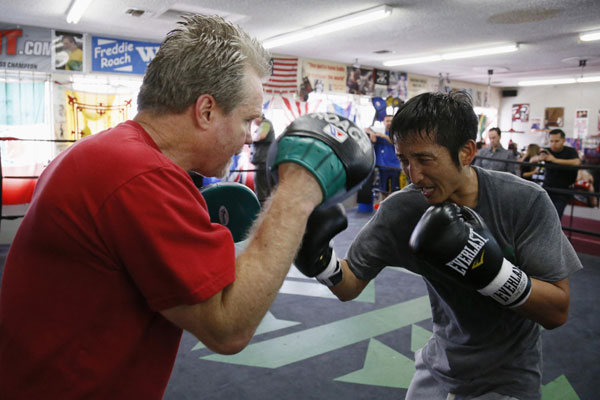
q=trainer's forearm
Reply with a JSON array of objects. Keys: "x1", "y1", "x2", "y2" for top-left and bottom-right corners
[{"x1": 219, "y1": 167, "x2": 321, "y2": 336}]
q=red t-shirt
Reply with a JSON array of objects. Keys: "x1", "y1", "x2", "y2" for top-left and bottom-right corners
[{"x1": 0, "y1": 121, "x2": 235, "y2": 399}]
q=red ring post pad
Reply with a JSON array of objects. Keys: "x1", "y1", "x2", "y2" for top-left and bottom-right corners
[{"x1": 267, "y1": 112, "x2": 375, "y2": 208}]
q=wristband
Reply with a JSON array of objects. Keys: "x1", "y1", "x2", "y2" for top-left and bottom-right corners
[
  {"x1": 316, "y1": 249, "x2": 343, "y2": 286},
  {"x1": 477, "y1": 258, "x2": 532, "y2": 308}
]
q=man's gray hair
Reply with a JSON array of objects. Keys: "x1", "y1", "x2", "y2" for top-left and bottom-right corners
[{"x1": 137, "y1": 15, "x2": 271, "y2": 115}]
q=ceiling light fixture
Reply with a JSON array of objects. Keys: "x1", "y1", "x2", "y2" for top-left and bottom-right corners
[
  {"x1": 577, "y1": 76, "x2": 600, "y2": 83},
  {"x1": 262, "y1": 5, "x2": 392, "y2": 49},
  {"x1": 383, "y1": 44, "x2": 519, "y2": 67},
  {"x1": 518, "y1": 78, "x2": 576, "y2": 86},
  {"x1": 66, "y1": 0, "x2": 93, "y2": 24},
  {"x1": 518, "y1": 76, "x2": 600, "y2": 86},
  {"x1": 579, "y1": 30, "x2": 600, "y2": 42}
]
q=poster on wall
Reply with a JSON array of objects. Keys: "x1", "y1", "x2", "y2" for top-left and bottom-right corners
[
  {"x1": 91, "y1": 36, "x2": 160, "y2": 75},
  {"x1": 300, "y1": 59, "x2": 346, "y2": 94},
  {"x1": 407, "y1": 76, "x2": 429, "y2": 99},
  {"x1": 574, "y1": 109, "x2": 588, "y2": 138},
  {"x1": 510, "y1": 103, "x2": 530, "y2": 133},
  {"x1": 530, "y1": 118, "x2": 542, "y2": 131},
  {"x1": 544, "y1": 107, "x2": 564, "y2": 128},
  {"x1": 372, "y1": 68, "x2": 389, "y2": 97},
  {"x1": 388, "y1": 71, "x2": 408, "y2": 100},
  {"x1": 53, "y1": 30, "x2": 85, "y2": 72},
  {"x1": 512, "y1": 103, "x2": 530, "y2": 122},
  {"x1": 346, "y1": 66, "x2": 373, "y2": 95},
  {"x1": 0, "y1": 24, "x2": 52, "y2": 71}
]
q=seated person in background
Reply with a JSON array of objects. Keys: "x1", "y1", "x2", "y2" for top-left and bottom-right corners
[
  {"x1": 519, "y1": 143, "x2": 541, "y2": 181},
  {"x1": 508, "y1": 142, "x2": 521, "y2": 158},
  {"x1": 473, "y1": 127, "x2": 518, "y2": 174},
  {"x1": 366, "y1": 114, "x2": 402, "y2": 201},
  {"x1": 537, "y1": 129, "x2": 581, "y2": 218}
]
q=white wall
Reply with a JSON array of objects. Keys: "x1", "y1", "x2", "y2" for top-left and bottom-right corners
[{"x1": 498, "y1": 82, "x2": 600, "y2": 151}]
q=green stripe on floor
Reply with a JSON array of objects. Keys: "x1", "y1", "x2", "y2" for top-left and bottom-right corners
[{"x1": 201, "y1": 295, "x2": 431, "y2": 368}]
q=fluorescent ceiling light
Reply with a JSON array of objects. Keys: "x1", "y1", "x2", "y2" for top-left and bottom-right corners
[
  {"x1": 66, "y1": 0, "x2": 93, "y2": 24},
  {"x1": 263, "y1": 5, "x2": 392, "y2": 49},
  {"x1": 442, "y1": 44, "x2": 518, "y2": 60},
  {"x1": 518, "y1": 77, "x2": 596, "y2": 86},
  {"x1": 519, "y1": 76, "x2": 600, "y2": 86},
  {"x1": 518, "y1": 78, "x2": 576, "y2": 86},
  {"x1": 383, "y1": 44, "x2": 518, "y2": 67},
  {"x1": 384, "y1": 55, "x2": 442, "y2": 66},
  {"x1": 577, "y1": 75, "x2": 600, "y2": 83},
  {"x1": 580, "y1": 30, "x2": 600, "y2": 42}
]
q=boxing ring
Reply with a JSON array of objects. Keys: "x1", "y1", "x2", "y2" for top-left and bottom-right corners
[
  {"x1": 0, "y1": 137, "x2": 260, "y2": 232},
  {"x1": 473, "y1": 155, "x2": 600, "y2": 256},
  {"x1": 1, "y1": 135, "x2": 598, "y2": 256},
  {"x1": 0, "y1": 137, "x2": 77, "y2": 230}
]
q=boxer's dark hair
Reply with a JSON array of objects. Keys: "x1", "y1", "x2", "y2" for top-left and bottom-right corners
[{"x1": 390, "y1": 90, "x2": 478, "y2": 169}]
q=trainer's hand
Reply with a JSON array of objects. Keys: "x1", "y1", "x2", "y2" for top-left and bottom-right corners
[
  {"x1": 409, "y1": 203, "x2": 532, "y2": 308},
  {"x1": 268, "y1": 113, "x2": 375, "y2": 206},
  {"x1": 277, "y1": 162, "x2": 323, "y2": 207},
  {"x1": 294, "y1": 204, "x2": 348, "y2": 286}
]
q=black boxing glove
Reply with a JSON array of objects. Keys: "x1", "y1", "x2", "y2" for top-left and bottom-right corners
[
  {"x1": 294, "y1": 204, "x2": 348, "y2": 286},
  {"x1": 409, "y1": 203, "x2": 532, "y2": 308}
]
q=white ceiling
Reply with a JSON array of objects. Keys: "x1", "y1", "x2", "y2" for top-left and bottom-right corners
[{"x1": 2, "y1": 0, "x2": 600, "y2": 87}]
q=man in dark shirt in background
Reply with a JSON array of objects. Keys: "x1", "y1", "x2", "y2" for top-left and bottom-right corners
[
  {"x1": 538, "y1": 129, "x2": 581, "y2": 218},
  {"x1": 250, "y1": 114, "x2": 275, "y2": 206}
]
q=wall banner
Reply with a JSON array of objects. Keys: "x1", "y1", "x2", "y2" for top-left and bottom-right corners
[
  {"x1": 301, "y1": 59, "x2": 347, "y2": 93},
  {"x1": 0, "y1": 24, "x2": 52, "y2": 71},
  {"x1": 91, "y1": 36, "x2": 160, "y2": 75}
]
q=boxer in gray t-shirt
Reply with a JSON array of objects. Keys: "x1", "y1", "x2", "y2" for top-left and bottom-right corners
[{"x1": 293, "y1": 91, "x2": 582, "y2": 399}]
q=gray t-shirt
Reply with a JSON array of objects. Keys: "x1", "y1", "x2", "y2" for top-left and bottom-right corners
[{"x1": 346, "y1": 166, "x2": 582, "y2": 399}]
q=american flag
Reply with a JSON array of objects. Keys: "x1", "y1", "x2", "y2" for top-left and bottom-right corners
[{"x1": 263, "y1": 57, "x2": 298, "y2": 94}]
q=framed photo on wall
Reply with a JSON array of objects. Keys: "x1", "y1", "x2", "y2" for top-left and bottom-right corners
[
  {"x1": 53, "y1": 30, "x2": 85, "y2": 72},
  {"x1": 544, "y1": 107, "x2": 564, "y2": 128},
  {"x1": 574, "y1": 109, "x2": 589, "y2": 138}
]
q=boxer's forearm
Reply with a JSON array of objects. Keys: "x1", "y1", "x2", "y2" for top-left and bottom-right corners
[
  {"x1": 329, "y1": 259, "x2": 369, "y2": 301},
  {"x1": 512, "y1": 277, "x2": 570, "y2": 329}
]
